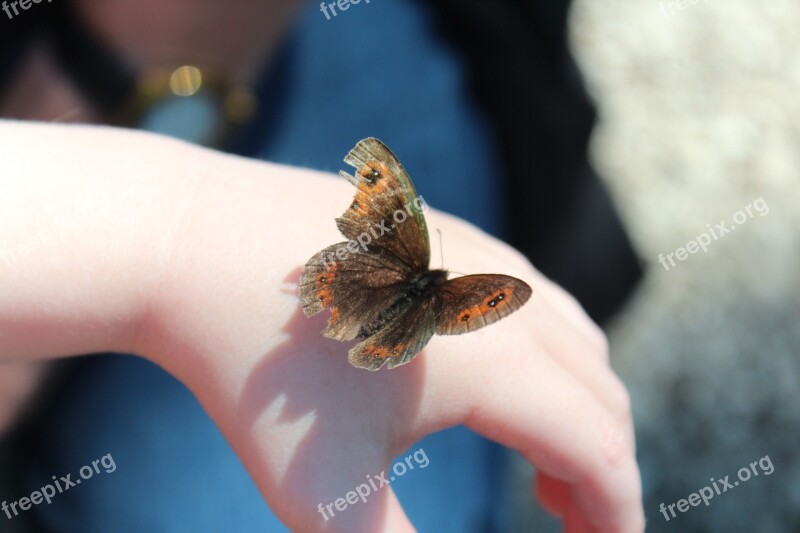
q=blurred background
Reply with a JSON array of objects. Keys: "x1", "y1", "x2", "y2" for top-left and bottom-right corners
[
  {"x1": 1, "y1": 0, "x2": 798, "y2": 531},
  {"x1": 510, "y1": 1, "x2": 800, "y2": 531}
]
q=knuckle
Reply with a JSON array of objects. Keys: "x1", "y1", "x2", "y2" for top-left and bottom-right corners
[
  {"x1": 608, "y1": 380, "x2": 633, "y2": 421},
  {"x1": 595, "y1": 328, "x2": 609, "y2": 355},
  {"x1": 599, "y1": 416, "x2": 632, "y2": 468}
]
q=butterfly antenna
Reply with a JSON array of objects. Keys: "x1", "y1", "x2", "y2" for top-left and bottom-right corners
[
  {"x1": 436, "y1": 229, "x2": 466, "y2": 276},
  {"x1": 436, "y1": 228, "x2": 445, "y2": 269}
]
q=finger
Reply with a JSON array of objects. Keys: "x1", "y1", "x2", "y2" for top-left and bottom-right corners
[
  {"x1": 532, "y1": 274, "x2": 609, "y2": 356},
  {"x1": 450, "y1": 228, "x2": 608, "y2": 356},
  {"x1": 460, "y1": 348, "x2": 644, "y2": 531},
  {"x1": 535, "y1": 472, "x2": 571, "y2": 517},
  {"x1": 526, "y1": 291, "x2": 628, "y2": 419},
  {"x1": 519, "y1": 287, "x2": 634, "y2": 452},
  {"x1": 564, "y1": 501, "x2": 602, "y2": 533}
]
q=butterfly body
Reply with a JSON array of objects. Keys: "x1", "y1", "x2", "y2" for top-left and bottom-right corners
[
  {"x1": 357, "y1": 269, "x2": 449, "y2": 339},
  {"x1": 300, "y1": 138, "x2": 532, "y2": 371}
]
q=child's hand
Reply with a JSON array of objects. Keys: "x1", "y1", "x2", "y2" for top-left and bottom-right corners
[{"x1": 0, "y1": 122, "x2": 644, "y2": 532}]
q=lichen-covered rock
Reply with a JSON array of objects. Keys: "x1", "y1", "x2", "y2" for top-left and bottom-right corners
[{"x1": 513, "y1": 1, "x2": 800, "y2": 530}]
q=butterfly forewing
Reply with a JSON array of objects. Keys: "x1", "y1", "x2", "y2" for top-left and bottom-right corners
[
  {"x1": 335, "y1": 138, "x2": 430, "y2": 272},
  {"x1": 434, "y1": 274, "x2": 532, "y2": 335}
]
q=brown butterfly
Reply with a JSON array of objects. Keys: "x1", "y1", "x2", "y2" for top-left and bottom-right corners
[{"x1": 299, "y1": 138, "x2": 532, "y2": 370}]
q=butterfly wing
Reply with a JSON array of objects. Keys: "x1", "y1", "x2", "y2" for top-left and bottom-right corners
[
  {"x1": 348, "y1": 296, "x2": 437, "y2": 371},
  {"x1": 300, "y1": 138, "x2": 433, "y2": 342},
  {"x1": 434, "y1": 274, "x2": 532, "y2": 335},
  {"x1": 303, "y1": 139, "x2": 529, "y2": 370},
  {"x1": 336, "y1": 138, "x2": 430, "y2": 272},
  {"x1": 299, "y1": 243, "x2": 412, "y2": 341}
]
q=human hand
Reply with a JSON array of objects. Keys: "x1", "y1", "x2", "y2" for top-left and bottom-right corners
[
  {"x1": 0, "y1": 122, "x2": 643, "y2": 532},
  {"x1": 138, "y1": 148, "x2": 645, "y2": 532}
]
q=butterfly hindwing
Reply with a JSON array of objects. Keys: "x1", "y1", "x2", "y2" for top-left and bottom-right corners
[
  {"x1": 336, "y1": 138, "x2": 430, "y2": 272},
  {"x1": 348, "y1": 296, "x2": 437, "y2": 371},
  {"x1": 434, "y1": 274, "x2": 532, "y2": 335},
  {"x1": 299, "y1": 243, "x2": 411, "y2": 340}
]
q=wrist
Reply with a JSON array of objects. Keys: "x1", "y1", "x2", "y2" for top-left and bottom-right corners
[
  {"x1": 130, "y1": 148, "x2": 332, "y2": 386},
  {"x1": 0, "y1": 122, "x2": 199, "y2": 361}
]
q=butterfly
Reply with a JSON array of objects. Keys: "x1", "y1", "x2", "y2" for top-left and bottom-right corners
[{"x1": 299, "y1": 138, "x2": 532, "y2": 370}]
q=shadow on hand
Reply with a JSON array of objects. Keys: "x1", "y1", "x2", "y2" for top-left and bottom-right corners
[{"x1": 237, "y1": 267, "x2": 426, "y2": 530}]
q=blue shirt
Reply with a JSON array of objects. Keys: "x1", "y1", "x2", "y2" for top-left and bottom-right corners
[{"x1": 19, "y1": 2, "x2": 512, "y2": 531}]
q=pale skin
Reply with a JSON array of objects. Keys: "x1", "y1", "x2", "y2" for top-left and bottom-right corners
[
  {"x1": 0, "y1": 0, "x2": 644, "y2": 530},
  {"x1": 0, "y1": 121, "x2": 643, "y2": 532}
]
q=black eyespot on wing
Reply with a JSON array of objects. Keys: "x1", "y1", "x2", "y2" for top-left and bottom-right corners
[
  {"x1": 365, "y1": 168, "x2": 381, "y2": 185},
  {"x1": 435, "y1": 274, "x2": 532, "y2": 335},
  {"x1": 334, "y1": 138, "x2": 430, "y2": 272}
]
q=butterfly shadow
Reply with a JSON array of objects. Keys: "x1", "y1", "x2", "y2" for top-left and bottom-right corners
[{"x1": 237, "y1": 267, "x2": 427, "y2": 530}]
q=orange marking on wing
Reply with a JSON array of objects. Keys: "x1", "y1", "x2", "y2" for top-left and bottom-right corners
[
  {"x1": 314, "y1": 264, "x2": 337, "y2": 309},
  {"x1": 329, "y1": 307, "x2": 341, "y2": 326},
  {"x1": 352, "y1": 189, "x2": 373, "y2": 214},
  {"x1": 457, "y1": 288, "x2": 516, "y2": 325},
  {"x1": 346, "y1": 162, "x2": 397, "y2": 225},
  {"x1": 359, "y1": 161, "x2": 391, "y2": 178},
  {"x1": 364, "y1": 342, "x2": 409, "y2": 358},
  {"x1": 364, "y1": 345, "x2": 390, "y2": 358},
  {"x1": 357, "y1": 162, "x2": 394, "y2": 194},
  {"x1": 349, "y1": 199, "x2": 366, "y2": 216},
  {"x1": 316, "y1": 291, "x2": 331, "y2": 307},
  {"x1": 477, "y1": 289, "x2": 512, "y2": 313}
]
